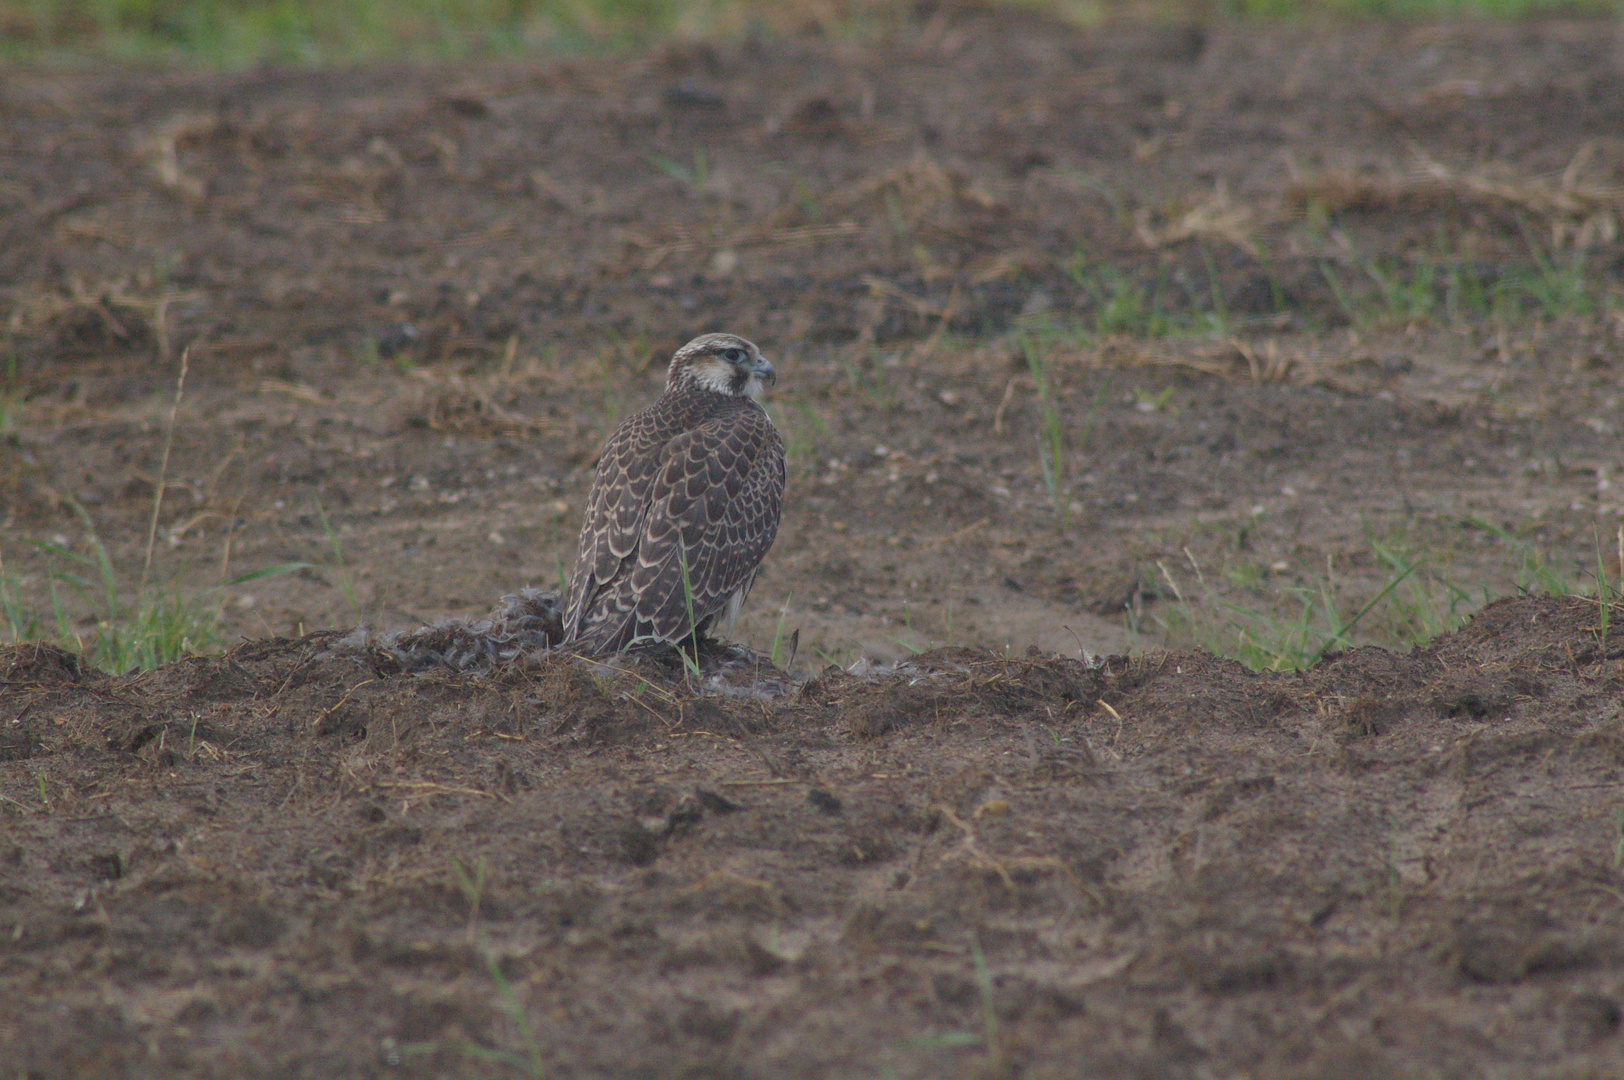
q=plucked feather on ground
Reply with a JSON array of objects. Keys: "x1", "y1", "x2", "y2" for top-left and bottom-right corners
[
  {"x1": 333, "y1": 587, "x2": 565, "y2": 674},
  {"x1": 329, "y1": 587, "x2": 798, "y2": 695}
]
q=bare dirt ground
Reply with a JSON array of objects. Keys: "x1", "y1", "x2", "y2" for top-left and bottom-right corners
[{"x1": 3, "y1": 7, "x2": 1624, "y2": 1077}]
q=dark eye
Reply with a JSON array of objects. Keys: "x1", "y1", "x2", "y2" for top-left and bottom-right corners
[{"x1": 723, "y1": 348, "x2": 744, "y2": 363}]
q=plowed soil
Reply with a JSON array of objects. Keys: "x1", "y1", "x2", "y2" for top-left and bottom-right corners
[{"x1": 4, "y1": 8, "x2": 1624, "y2": 1078}]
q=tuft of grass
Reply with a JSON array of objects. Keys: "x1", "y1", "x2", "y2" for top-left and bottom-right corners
[
  {"x1": 883, "y1": 932, "x2": 1001, "y2": 1066},
  {"x1": 21, "y1": 536, "x2": 232, "y2": 673},
  {"x1": 1592, "y1": 526, "x2": 1618, "y2": 654},
  {"x1": 0, "y1": 550, "x2": 39, "y2": 644},
  {"x1": 2, "y1": 510, "x2": 310, "y2": 672},
  {"x1": 1321, "y1": 235, "x2": 1607, "y2": 329},
  {"x1": 812, "y1": 645, "x2": 856, "y2": 671},
  {"x1": 1368, "y1": 538, "x2": 1485, "y2": 648},
  {"x1": 1196, "y1": 239, "x2": 1234, "y2": 334},
  {"x1": 353, "y1": 332, "x2": 383, "y2": 367},
  {"x1": 841, "y1": 352, "x2": 896, "y2": 411},
  {"x1": 460, "y1": 950, "x2": 548, "y2": 1078},
  {"x1": 1158, "y1": 520, "x2": 1608, "y2": 671},
  {"x1": 645, "y1": 150, "x2": 708, "y2": 193},
  {"x1": 1062, "y1": 250, "x2": 1243, "y2": 339},
  {"x1": 1066, "y1": 255, "x2": 1178, "y2": 338},
  {"x1": 1323, "y1": 258, "x2": 1443, "y2": 328},
  {"x1": 1364, "y1": 258, "x2": 1439, "y2": 325},
  {"x1": 969, "y1": 931, "x2": 1002, "y2": 1066},
  {"x1": 769, "y1": 400, "x2": 829, "y2": 462},
  {"x1": 1502, "y1": 227, "x2": 1594, "y2": 319},
  {"x1": 590, "y1": 350, "x2": 630, "y2": 428},
  {"x1": 673, "y1": 540, "x2": 703, "y2": 680},
  {"x1": 14, "y1": 343, "x2": 325, "y2": 671},
  {"x1": 888, "y1": 599, "x2": 926, "y2": 655},
  {"x1": 32, "y1": 506, "x2": 223, "y2": 672},
  {"x1": 92, "y1": 590, "x2": 222, "y2": 673},
  {"x1": 439, "y1": 853, "x2": 547, "y2": 1076},
  {"x1": 1168, "y1": 553, "x2": 1423, "y2": 671},
  {"x1": 1441, "y1": 258, "x2": 1495, "y2": 323},
  {"x1": 1460, "y1": 515, "x2": 1581, "y2": 596},
  {"x1": 451, "y1": 855, "x2": 488, "y2": 943},
  {"x1": 1021, "y1": 335, "x2": 1067, "y2": 521},
  {"x1": 313, "y1": 498, "x2": 360, "y2": 616},
  {"x1": 142, "y1": 346, "x2": 190, "y2": 590},
  {"x1": 1131, "y1": 386, "x2": 1177, "y2": 414},
  {"x1": 450, "y1": 857, "x2": 547, "y2": 1076}
]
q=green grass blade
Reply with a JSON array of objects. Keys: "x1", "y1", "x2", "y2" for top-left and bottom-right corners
[
  {"x1": 1307, "y1": 557, "x2": 1423, "y2": 665},
  {"x1": 226, "y1": 562, "x2": 315, "y2": 586},
  {"x1": 480, "y1": 951, "x2": 546, "y2": 1078}
]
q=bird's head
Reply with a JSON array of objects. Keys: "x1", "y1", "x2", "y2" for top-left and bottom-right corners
[{"x1": 666, "y1": 333, "x2": 775, "y2": 399}]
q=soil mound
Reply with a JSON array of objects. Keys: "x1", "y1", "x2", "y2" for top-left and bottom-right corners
[{"x1": 4, "y1": 596, "x2": 1623, "y2": 1077}]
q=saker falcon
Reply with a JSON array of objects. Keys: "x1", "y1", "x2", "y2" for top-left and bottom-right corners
[{"x1": 561, "y1": 333, "x2": 786, "y2": 654}]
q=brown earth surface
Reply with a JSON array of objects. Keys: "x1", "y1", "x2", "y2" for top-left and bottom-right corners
[{"x1": 4, "y1": 7, "x2": 1624, "y2": 1078}]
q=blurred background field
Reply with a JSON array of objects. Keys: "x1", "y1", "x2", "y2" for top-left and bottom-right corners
[
  {"x1": 2, "y1": 0, "x2": 1619, "y2": 67},
  {"x1": 3, "y1": 0, "x2": 1623, "y2": 902},
  {"x1": 3, "y1": 0, "x2": 1623, "y2": 674}
]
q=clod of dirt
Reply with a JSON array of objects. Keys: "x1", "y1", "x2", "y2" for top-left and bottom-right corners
[
  {"x1": 696, "y1": 788, "x2": 742, "y2": 814},
  {"x1": 780, "y1": 96, "x2": 845, "y2": 138},
  {"x1": 664, "y1": 80, "x2": 726, "y2": 110},
  {"x1": 1429, "y1": 674, "x2": 1515, "y2": 719},
  {"x1": 1450, "y1": 910, "x2": 1621, "y2": 986},
  {"x1": 619, "y1": 821, "x2": 663, "y2": 867},
  {"x1": 807, "y1": 788, "x2": 843, "y2": 816},
  {"x1": 1341, "y1": 695, "x2": 1403, "y2": 738},
  {"x1": 1564, "y1": 995, "x2": 1624, "y2": 1049},
  {"x1": 0, "y1": 730, "x2": 40, "y2": 763},
  {"x1": 0, "y1": 642, "x2": 99, "y2": 685}
]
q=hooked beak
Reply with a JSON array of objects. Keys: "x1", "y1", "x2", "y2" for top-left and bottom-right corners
[{"x1": 752, "y1": 356, "x2": 776, "y2": 387}]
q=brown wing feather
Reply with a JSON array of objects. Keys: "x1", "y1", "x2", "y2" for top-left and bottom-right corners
[
  {"x1": 562, "y1": 405, "x2": 671, "y2": 641},
  {"x1": 563, "y1": 393, "x2": 784, "y2": 652},
  {"x1": 623, "y1": 407, "x2": 783, "y2": 644}
]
